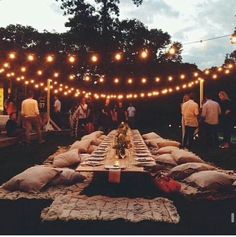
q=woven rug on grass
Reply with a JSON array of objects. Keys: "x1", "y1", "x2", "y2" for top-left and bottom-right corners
[
  {"x1": 41, "y1": 195, "x2": 180, "y2": 224},
  {"x1": 0, "y1": 172, "x2": 93, "y2": 201}
]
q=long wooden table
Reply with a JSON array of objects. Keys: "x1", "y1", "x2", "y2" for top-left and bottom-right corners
[{"x1": 76, "y1": 130, "x2": 153, "y2": 173}]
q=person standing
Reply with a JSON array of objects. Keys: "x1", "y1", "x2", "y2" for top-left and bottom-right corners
[
  {"x1": 218, "y1": 91, "x2": 234, "y2": 149},
  {"x1": 76, "y1": 97, "x2": 88, "y2": 137},
  {"x1": 101, "y1": 99, "x2": 112, "y2": 133},
  {"x1": 115, "y1": 102, "x2": 128, "y2": 125},
  {"x1": 53, "y1": 95, "x2": 62, "y2": 128},
  {"x1": 5, "y1": 113, "x2": 24, "y2": 139},
  {"x1": 180, "y1": 94, "x2": 189, "y2": 146},
  {"x1": 201, "y1": 94, "x2": 221, "y2": 148},
  {"x1": 38, "y1": 93, "x2": 47, "y2": 129},
  {"x1": 127, "y1": 103, "x2": 136, "y2": 128},
  {"x1": 181, "y1": 93, "x2": 199, "y2": 149},
  {"x1": 4, "y1": 96, "x2": 17, "y2": 116},
  {"x1": 21, "y1": 91, "x2": 44, "y2": 144}
]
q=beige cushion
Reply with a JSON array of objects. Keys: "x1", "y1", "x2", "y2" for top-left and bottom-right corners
[
  {"x1": 157, "y1": 139, "x2": 180, "y2": 148},
  {"x1": 145, "y1": 138, "x2": 164, "y2": 147},
  {"x1": 169, "y1": 162, "x2": 216, "y2": 180},
  {"x1": 87, "y1": 145, "x2": 98, "y2": 154},
  {"x1": 53, "y1": 149, "x2": 81, "y2": 168},
  {"x1": 157, "y1": 146, "x2": 180, "y2": 154},
  {"x1": 184, "y1": 170, "x2": 235, "y2": 190},
  {"x1": 50, "y1": 168, "x2": 86, "y2": 185},
  {"x1": 91, "y1": 138, "x2": 103, "y2": 146},
  {"x1": 154, "y1": 154, "x2": 177, "y2": 166},
  {"x1": 171, "y1": 149, "x2": 203, "y2": 164},
  {"x1": 142, "y1": 132, "x2": 161, "y2": 140},
  {"x1": 81, "y1": 131, "x2": 104, "y2": 140},
  {"x1": 69, "y1": 139, "x2": 91, "y2": 153},
  {"x1": 2, "y1": 165, "x2": 60, "y2": 193},
  {"x1": 100, "y1": 135, "x2": 107, "y2": 140}
]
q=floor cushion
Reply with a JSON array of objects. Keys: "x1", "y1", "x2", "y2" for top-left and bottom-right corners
[
  {"x1": 184, "y1": 170, "x2": 235, "y2": 190},
  {"x1": 171, "y1": 149, "x2": 203, "y2": 164},
  {"x1": 169, "y1": 162, "x2": 216, "y2": 180},
  {"x1": 69, "y1": 139, "x2": 91, "y2": 153},
  {"x1": 2, "y1": 165, "x2": 60, "y2": 193},
  {"x1": 142, "y1": 132, "x2": 161, "y2": 140},
  {"x1": 53, "y1": 149, "x2": 81, "y2": 168},
  {"x1": 157, "y1": 146, "x2": 180, "y2": 154},
  {"x1": 154, "y1": 154, "x2": 178, "y2": 166}
]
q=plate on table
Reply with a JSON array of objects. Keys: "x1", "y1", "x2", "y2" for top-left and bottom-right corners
[
  {"x1": 80, "y1": 161, "x2": 103, "y2": 167},
  {"x1": 135, "y1": 157, "x2": 154, "y2": 162},
  {"x1": 135, "y1": 153, "x2": 151, "y2": 157},
  {"x1": 104, "y1": 164, "x2": 126, "y2": 170},
  {"x1": 86, "y1": 156, "x2": 105, "y2": 161}
]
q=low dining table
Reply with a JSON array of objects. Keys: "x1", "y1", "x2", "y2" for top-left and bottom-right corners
[{"x1": 76, "y1": 129, "x2": 155, "y2": 174}]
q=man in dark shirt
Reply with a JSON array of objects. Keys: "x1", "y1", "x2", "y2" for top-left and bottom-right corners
[{"x1": 115, "y1": 102, "x2": 128, "y2": 125}]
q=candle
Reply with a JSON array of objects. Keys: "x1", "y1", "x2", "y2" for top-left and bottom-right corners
[
  {"x1": 114, "y1": 160, "x2": 120, "y2": 167},
  {"x1": 108, "y1": 169, "x2": 121, "y2": 184}
]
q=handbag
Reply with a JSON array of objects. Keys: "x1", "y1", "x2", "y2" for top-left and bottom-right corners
[{"x1": 154, "y1": 175, "x2": 181, "y2": 193}]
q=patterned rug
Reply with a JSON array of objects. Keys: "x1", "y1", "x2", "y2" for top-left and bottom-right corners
[{"x1": 41, "y1": 195, "x2": 180, "y2": 224}]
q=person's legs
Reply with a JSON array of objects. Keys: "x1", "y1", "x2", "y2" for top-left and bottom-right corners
[
  {"x1": 32, "y1": 117, "x2": 43, "y2": 143},
  {"x1": 188, "y1": 126, "x2": 196, "y2": 149},
  {"x1": 24, "y1": 118, "x2": 32, "y2": 143},
  {"x1": 212, "y1": 125, "x2": 219, "y2": 148},
  {"x1": 183, "y1": 126, "x2": 190, "y2": 148}
]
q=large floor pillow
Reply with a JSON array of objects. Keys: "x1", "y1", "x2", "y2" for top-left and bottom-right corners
[
  {"x1": 53, "y1": 149, "x2": 81, "y2": 168},
  {"x1": 142, "y1": 132, "x2": 161, "y2": 140},
  {"x1": 156, "y1": 139, "x2": 180, "y2": 148},
  {"x1": 171, "y1": 149, "x2": 203, "y2": 164},
  {"x1": 154, "y1": 154, "x2": 177, "y2": 166},
  {"x1": 91, "y1": 138, "x2": 103, "y2": 146},
  {"x1": 157, "y1": 146, "x2": 180, "y2": 154},
  {"x1": 69, "y1": 139, "x2": 91, "y2": 153},
  {"x1": 169, "y1": 162, "x2": 216, "y2": 180},
  {"x1": 145, "y1": 138, "x2": 164, "y2": 148},
  {"x1": 2, "y1": 165, "x2": 60, "y2": 193},
  {"x1": 50, "y1": 168, "x2": 86, "y2": 186},
  {"x1": 87, "y1": 145, "x2": 98, "y2": 154},
  {"x1": 184, "y1": 170, "x2": 235, "y2": 190},
  {"x1": 81, "y1": 131, "x2": 104, "y2": 140}
]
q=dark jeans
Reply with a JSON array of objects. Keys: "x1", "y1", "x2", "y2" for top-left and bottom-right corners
[
  {"x1": 128, "y1": 117, "x2": 135, "y2": 129},
  {"x1": 221, "y1": 121, "x2": 233, "y2": 144},
  {"x1": 204, "y1": 123, "x2": 219, "y2": 148},
  {"x1": 183, "y1": 126, "x2": 197, "y2": 149}
]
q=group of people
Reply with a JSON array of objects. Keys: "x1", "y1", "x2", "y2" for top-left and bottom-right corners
[
  {"x1": 69, "y1": 98, "x2": 136, "y2": 138},
  {"x1": 3, "y1": 92, "x2": 62, "y2": 144},
  {"x1": 181, "y1": 91, "x2": 235, "y2": 150}
]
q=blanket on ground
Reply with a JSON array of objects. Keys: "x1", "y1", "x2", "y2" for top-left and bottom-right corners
[{"x1": 41, "y1": 195, "x2": 180, "y2": 224}]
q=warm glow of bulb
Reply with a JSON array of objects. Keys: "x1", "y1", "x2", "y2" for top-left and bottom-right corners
[
  {"x1": 155, "y1": 77, "x2": 160, "y2": 82},
  {"x1": 25, "y1": 81, "x2": 29, "y2": 85},
  {"x1": 30, "y1": 79, "x2": 35, "y2": 83},
  {"x1": 37, "y1": 70, "x2": 43, "y2": 76},
  {"x1": 40, "y1": 83, "x2": 44, "y2": 86},
  {"x1": 140, "y1": 93, "x2": 145, "y2": 97},
  {"x1": 11, "y1": 72, "x2": 15, "y2": 76},
  {"x1": 140, "y1": 50, "x2": 148, "y2": 59},
  {"x1": 128, "y1": 78, "x2": 133, "y2": 84},
  {"x1": 91, "y1": 55, "x2": 98, "y2": 63},
  {"x1": 182, "y1": 84, "x2": 187, "y2": 88},
  {"x1": 141, "y1": 78, "x2": 147, "y2": 84},
  {"x1": 21, "y1": 67, "x2": 26, "y2": 72},
  {"x1": 114, "y1": 78, "x2": 119, "y2": 84},
  {"x1": 99, "y1": 77, "x2": 104, "y2": 83},
  {"x1": 54, "y1": 89, "x2": 58, "y2": 94},
  {"x1": 0, "y1": 68, "x2": 4, "y2": 73},
  {"x1": 194, "y1": 72, "x2": 199, "y2": 77},
  {"x1": 212, "y1": 74, "x2": 218, "y2": 79},
  {"x1": 35, "y1": 84, "x2": 39, "y2": 88},
  {"x1": 69, "y1": 74, "x2": 75, "y2": 80},
  {"x1": 204, "y1": 70, "x2": 210, "y2": 75},
  {"x1": 46, "y1": 55, "x2": 54, "y2": 62},
  {"x1": 176, "y1": 86, "x2": 180, "y2": 91},
  {"x1": 228, "y1": 64, "x2": 233, "y2": 69},
  {"x1": 9, "y1": 52, "x2": 16, "y2": 59},
  {"x1": 217, "y1": 67, "x2": 223, "y2": 72},
  {"x1": 27, "y1": 54, "x2": 35, "y2": 61},
  {"x1": 169, "y1": 47, "x2": 176, "y2": 55},
  {"x1": 225, "y1": 69, "x2": 230, "y2": 74},
  {"x1": 114, "y1": 53, "x2": 122, "y2": 61},
  {"x1": 168, "y1": 76, "x2": 173, "y2": 81},
  {"x1": 68, "y1": 55, "x2": 76, "y2": 63},
  {"x1": 180, "y1": 74, "x2": 185, "y2": 79},
  {"x1": 84, "y1": 75, "x2": 90, "y2": 81},
  {"x1": 54, "y1": 72, "x2": 59, "y2": 77},
  {"x1": 3, "y1": 63, "x2": 9, "y2": 68}
]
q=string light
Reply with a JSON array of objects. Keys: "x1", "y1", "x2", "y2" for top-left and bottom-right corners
[
  {"x1": 68, "y1": 55, "x2": 76, "y2": 63},
  {"x1": 114, "y1": 53, "x2": 122, "y2": 61},
  {"x1": 127, "y1": 78, "x2": 133, "y2": 84},
  {"x1": 37, "y1": 70, "x2": 43, "y2": 76},
  {"x1": 9, "y1": 52, "x2": 16, "y2": 59},
  {"x1": 114, "y1": 78, "x2": 119, "y2": 84},
  {"x1": 140, "y1": 49, "x2": 148, "y2": 59},
  {"x1": 169, "y1": 47, "x2": 176, "y2": 55},
  {"x1": 180, "y1": 74, "x2": 185, "y2": 79},
  {"x1": 155, "y1": 77, "x2": 160, "y2": 82},
  {"x1": 27, "y1": 54, "x2": 35, "y2": 61},
  {"x1": 3, "y1": 63, "x2": 10, "y2": 68},
  {"x1": 168, "y1": 76, "x2": 173, "y2": 81},
  {"x1": 91, "y1": 55, "x2": 98, "y2": 63},
  {"x1": 21, "y1": 67, "x2": 26, "y2": 72},
  {"x1": 141, "y1": 78, "x2": 147, "y2": 84},
  {"x1": 193, "y1": 72, "x2": 199, "y2": 77},
  {"x1": 54, "y1": 72, "x2": 59, "y2": 77},
  {"x1": 46, "y1": 55, "x2": 54, "y2": 63}
]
